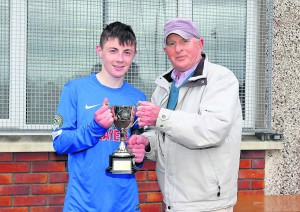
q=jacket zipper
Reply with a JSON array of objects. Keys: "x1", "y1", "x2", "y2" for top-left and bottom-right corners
[
  {"x1": 217, "y1": 185, "x2": 221, "y2": 197},
  {"x1": 206, "y1": 150, "x2": 221, "y2": 197}
]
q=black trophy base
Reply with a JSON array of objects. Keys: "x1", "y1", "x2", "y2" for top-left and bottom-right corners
[{"x1": 106, "y1": 154, "x2": 138, "y2": 174}]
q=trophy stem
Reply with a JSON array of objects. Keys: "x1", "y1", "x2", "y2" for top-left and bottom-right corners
[{"x1": 118, "y1": 128, "x2": 127, "y2": 152}]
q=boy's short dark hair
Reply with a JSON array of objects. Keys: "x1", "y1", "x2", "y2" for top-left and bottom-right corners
[{"x1": 100, "y1": 21, "x2": 136, "y2": 49}]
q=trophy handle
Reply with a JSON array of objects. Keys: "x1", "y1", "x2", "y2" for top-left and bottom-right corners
[{"x1": 129, "y1": 118, "x2": 138, "y2": 129}]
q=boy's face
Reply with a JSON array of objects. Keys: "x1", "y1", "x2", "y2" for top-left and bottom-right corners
[{"x1": 96, "y1": 38, "x2": 137, "y2": 79}]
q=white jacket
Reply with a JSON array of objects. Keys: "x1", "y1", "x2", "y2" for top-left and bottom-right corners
[{"x1": 144, "y1": 54, "x2": 242, "y2": 211}]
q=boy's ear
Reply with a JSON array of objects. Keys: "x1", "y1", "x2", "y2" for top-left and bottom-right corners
[{"x1": 96, "y1": 45, "x2": 102, "y2": 58}]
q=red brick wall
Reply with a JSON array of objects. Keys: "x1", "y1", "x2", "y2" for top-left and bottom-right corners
[
  {"x1": 238, "y1": 150, "x2": 265, "y2": 196},
  {"x1": 0, "y1": 150, "x2": 265, "y2": 211}
]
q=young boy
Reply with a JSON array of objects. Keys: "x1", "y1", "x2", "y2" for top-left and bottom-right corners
[{"x1": 52, "y1": 22, "x2": 146, "y2": 212}]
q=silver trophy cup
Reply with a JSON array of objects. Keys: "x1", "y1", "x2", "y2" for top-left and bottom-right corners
[{"x1": 106, "y1": 105, "x2": 138, "y2": 174}]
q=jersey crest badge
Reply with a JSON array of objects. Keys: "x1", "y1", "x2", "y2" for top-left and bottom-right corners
[{"x1": 52, "y1": 114, "x2": 63, "y2": 130}]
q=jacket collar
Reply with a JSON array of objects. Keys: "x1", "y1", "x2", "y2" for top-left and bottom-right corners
[{"x1": 162, "y1": 52, "x2": 207, "y2": 86}]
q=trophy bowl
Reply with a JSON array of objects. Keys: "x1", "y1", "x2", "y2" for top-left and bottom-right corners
[
  {"x1": 106, "y1": 105, "x2": 138, "y2": 174},
  {"x1": 113, "y1": 106, "x2": 135, "y2": 129}
]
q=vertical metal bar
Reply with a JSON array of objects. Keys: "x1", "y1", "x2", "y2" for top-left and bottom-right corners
[{"x1": 266, "y1": 0, "x2": 273, "y2": 132}]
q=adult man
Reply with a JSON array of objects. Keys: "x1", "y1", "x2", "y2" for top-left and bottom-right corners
[
  {"x1": 52, "y1": 22, "x2": 146, "y2": 211},
  {"x1": 130, "y1": 18, "x2": 242, "y2": 211}
]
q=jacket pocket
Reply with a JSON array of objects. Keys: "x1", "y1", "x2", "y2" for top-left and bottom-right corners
[{"x1": 204, "y1": 150, "x2": 222, "y2": 198}]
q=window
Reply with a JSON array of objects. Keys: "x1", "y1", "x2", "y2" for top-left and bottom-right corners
[
  {"x1": 191, "y1": 0, "x2": 273, "y2": 132},
  {"x1": 0, "y1": 0, "x2": 10, "y2": 121},
  {"x1": 0, "y1": 0, "x2": 272, "y2": 133}
]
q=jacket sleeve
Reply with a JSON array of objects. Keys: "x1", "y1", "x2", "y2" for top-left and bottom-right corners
[
  {"x1": 142, "y1": 127, "x2": 158, "y2": 161},
  {"x1": 52, "y1": 84, "x2": 107, "y2": 155},
  {"x1": 142, "y1": 85, "x2": 167, "y2": 161},
  {"x1": 155, "y1": 70, "x2": 242, "y2": 149}
]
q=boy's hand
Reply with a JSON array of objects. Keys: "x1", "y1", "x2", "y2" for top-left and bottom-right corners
[
  {"x1": 127, "y1": 134, "x2": 149, "y2": 163},
  {"x1": 94, "y1": 98, "x2": 114, "y2": 128}
]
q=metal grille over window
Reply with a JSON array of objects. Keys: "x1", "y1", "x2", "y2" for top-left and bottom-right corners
[
  {"x1": 0, "y1": 1, "x2": 10, "y2": 121},
  {"x1": 0, "y1": 0, "x2": 272, "y2": 133}
]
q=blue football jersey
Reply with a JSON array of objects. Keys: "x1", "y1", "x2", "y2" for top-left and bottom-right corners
[{"x1": 52, "y1": 73, "x2": 146, "y2": 212}]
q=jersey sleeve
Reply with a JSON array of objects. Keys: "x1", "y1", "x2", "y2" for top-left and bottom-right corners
[{"x1": 51, "y1": 83, "x2": 107, "y2": 155}]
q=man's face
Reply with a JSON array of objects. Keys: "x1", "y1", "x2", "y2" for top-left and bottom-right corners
[
  {"x1": 164, "y1": 34, "x2": 203, "y2": 72},
  {"x1": 96, "y1": 38, "x2": 137, "y2": 79}
]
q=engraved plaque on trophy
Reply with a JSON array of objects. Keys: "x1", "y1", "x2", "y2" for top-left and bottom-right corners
[{"x1": 106, "y1": 106, "x2": 138, "y2": 174}]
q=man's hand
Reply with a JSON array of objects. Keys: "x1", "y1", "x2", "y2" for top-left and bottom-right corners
[
  {"x1": 136, "y1": 101, "x2": 160, "y2": 127},
  {"x1": 94, "y1": 98, "x2": 114, "y2": 129},
  {"x1": 127, "y1": 134, "x2": 149, "y2": 163}
]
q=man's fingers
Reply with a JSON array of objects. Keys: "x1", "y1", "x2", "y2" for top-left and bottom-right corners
[
  {"x1": 137, "y1": 101, "x2": 156, "y2": 113},
  {"x1": 131, "y1": 148, "x2": 145, "y2": 154},
  {"x1": 128, "y1": 134, "x2": 137, "y2": 145},
  {"x1": 138, "y1": 101, "x2": 151, "y2": 106}
]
